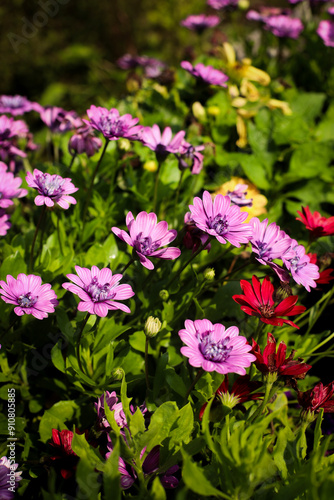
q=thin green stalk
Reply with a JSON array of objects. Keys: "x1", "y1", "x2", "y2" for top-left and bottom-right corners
[
  {"x1": 0, "y1": 316, "x2": 19, "y2": 341},
  {"x1": 152, "y1": 161, "x2": 162, "y2": 214},
  {"x1": 167, "y1": 239, "x2": 211, "y2": 287},
  {"x1": 184, "y1": 368, "x2": 204, "y2": 401},
  {"x1": 248, "y1": 319, "x2": 265, "y2": 379},
  {"x1": 76, "y1": 313, "x2": 90, "y2": 374},
  {"x1": 121, "y1": 256, "x2": 135, "y2": 274},
  {"x1": 68, "y1": 153, "x2": 77, "y2": 170},
  {"x1": 57, "y1": 213, "x2": 64, "y2": 257},
  {"x1": 173, "y1": 168, "x2": 185, "y2": 222},
  {"x1": 145, "y1": 337, "x2": 150, "y2": 390},
  {"x1": 305, "y1": 285, "x2": 334, "y2": 335},
  {"x1": 29, "y1": 205, "x2": 47, "y2": 271},
  {"x1": 248, "y1": 378, "x2": 276, "y2": 423}
]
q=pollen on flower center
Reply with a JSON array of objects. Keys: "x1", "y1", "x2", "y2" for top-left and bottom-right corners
[
  {"x1": 289, "y1": 256, "x2": 307, "y2": 272},
  {"x1": 37, "y1": 174, "x2": 65, "y2": 197},
  {"x1": 100, "y1": 115, "x2": 125, "y2": 137},
  {"x1": 135, "y1": 234, "x2": 160, "y2": 255},
  {"x1": 208, "y1": 214, "x2": 229, "y2": 235},
  {"x1": 18, "y1": 292, "x2": 37, "y2": 308},
  {"x1": 259, "y1": 304, "x2": 275, "y2": 318},
  {"x1": 200, "y1": 335, "x2": 233, "y2": 362},
  {"x1": 86, "y1": 277, "x2": 115, "y2": 302}
]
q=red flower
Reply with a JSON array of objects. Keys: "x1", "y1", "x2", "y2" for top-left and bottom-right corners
[
  {"x1": 296, "y1": 206, "x2": 334, "y2": 239},
  {"x1": 308, "y1": 253, "x2": 334, "y2": 285},
  {"x1": 49, "y1": 429, "x2": 79, "y2": 479},
  {"x1": 298, "y1": 382, "x2": 334, "y2": 414},
  {"x1": 232, "y1": 275, "x2": 306, "y2": 328},
  {"x1": 199, "y1": 374, "x2": 263, "y2": 419},
  {"x1": 251, "y1": 333, "x2": 312, "y2": 378}
]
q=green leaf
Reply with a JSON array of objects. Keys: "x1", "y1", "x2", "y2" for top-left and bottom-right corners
[
  {"x1": 235, "y1": 154, "x2": 270, "y2": 190},
  {"x1": 72, "y1": 431, "x2": 105, "y2": 469},
  {"x1": 103, "y1": 438, "x2": 121, "y2": 500},
  {"x1": 313, "y1": 408, "x2": 324, "y2": 451},
  {"x1": 39, "y1": 401, "x2": 79, "y2": 442},
  {"x1": 0, "y1": 251, "x2": 27, "y2": 280},
  {"x1": 75, "y1": 454, "x2": 101, "y2": 500},
  {"x1": 289, "y1": 142, "x2": 333, "y2": 179},
  {"x1": 150, "y1": 477, "x2": 167, "y2": 500},
  {"x1": 138, "y1": 402, "x2": 179, "y2": 452}
]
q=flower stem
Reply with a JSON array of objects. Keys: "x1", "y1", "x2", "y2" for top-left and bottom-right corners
[
  {"x1": 145, "y1": 337, "x2": 150, "y2": 390},
  {"x1": 121, "y1": 256, "x2": 135, "y2": 274},
  {"x1": 173, "y1": 169, "x2": 185, "y2": 222},
  {"x1": 76, "y1": 313, "x2": 90, "y2": 374},
  {"x1": 167, "y1": 239, "x2": 211, "y2": 287},
  {"x1": 185, "y1": 368, "x2": 205, "y2": 401},
  {"x1": 68, "y1": 152, "x2": 77, "y2": 170},
  {"x1": 248, "y1": 379, "x2": 276, "y2": 423},
  {"x1": 152, "y1": 161, "x2": 162, "y2": 214},
  {"x1": 0, "y1": 316, "x2": 19, "y2": 341},
  {"x1": 29, "y1": 205, "x2": 47, "y2": 272},
  {"x1": 81, "y1": 138, "x2": 109, "y2": 239}
]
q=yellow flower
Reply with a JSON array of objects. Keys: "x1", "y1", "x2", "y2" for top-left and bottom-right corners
[
  {"x1": 221, "y1": 43, "x2": 270, "y2": 86},
  {"x1": 213, "y1": 176, "x2": 268, "y2": 221}
]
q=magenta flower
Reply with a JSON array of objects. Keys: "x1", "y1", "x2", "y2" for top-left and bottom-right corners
[
  {"x1": 181, "y1": 14, "x2": 220, "y2": 33},
  {"x1": 246, "y1": 7, "x2": 291, "y2": 22},
  {"x1": 112, "y1": 211, "x2": 181, "y2": 270},
  {"x1": 26, "y1": 169, "x2": 78, "y2": 209},
  {"x1": 177, "y1": 141, "x2": 205, "y2": 174},
  {"x1": 207, "y1": 0, "x2": 238, "y2": 10},
  {"x1": 0, "y1": 211, "x2": 11, "y2": 236},
  {"x1": 117, "y1": 54, "x2": 166, "y2": 78},
  {"x1": 181, "y1": 61, "x2": 229, "y2": 87},
  {"x1": 0, "y1": 274, "x2": 58, "y2": 319},
  {"x1": 189, "y1": 191, "x2": 253, "y2": 247},
  {"x1": 0, "y1": 456, "x2": 22, "y2": 500},
  {"x1": 0, "y1": 95, "x2": 42, "y2": 116},
  {"x1": 283, "y1": 241, "x2": 319, "y2": 292},
  {"x1": 68, "y1": 125, "x2": 103, "y2": 157},
  {"x1": 0, "y1": 162, "x2": 27, "y2": 208},
  {"x1": 140, "y1": 125, "x2": 185, "y2": 161},
  {"x1": 249, "y1": 218, "x2": 294, "y2": 265},
  {"x1": 179, "y1": 319, "x2": 255, "y2": 375},
  {"x1": 39, "y1": 106, "x2": 69, "y2": 132},
  {"x1": 0, "y1": 115, "x2": 28, "y2": 142},
  {"x1": 94, "y1": 390, "x2": 126, "y2": 430},
  {"x1": 85, "y1": 105, "x2": 141, "y2": 141},
  {"x1": 264, "y1": 15, "x2": 304, "y2": 39},
  {"x1": 62, "y1": 265, "x2": 134, "y2": 317},
  {"x1": 317, "y1": 20, "x2": 334, "y2": 47}
]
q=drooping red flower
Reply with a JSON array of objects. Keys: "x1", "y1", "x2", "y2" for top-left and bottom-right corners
[
  {"x1": 308, "y1": 253, "x2": 334, "y2": 285},
  {"x1": 49, "y1": 429, "x2": 79, "y2": 479},
  {"x1": 298, "y1": 382, "x2": 334, "y2": 414},
  {"x1": 232, "y1": 275, "x2": 306, "y2": 328},
  {"x1": 251, "y1": 333, "x2": 311, "y2": 379},
  {"x1": 296, "y1": 206, "x2": 334, "y2": 239},
  {"x1": 199, "y1": 374, "x2": 263, "y2": 419}
]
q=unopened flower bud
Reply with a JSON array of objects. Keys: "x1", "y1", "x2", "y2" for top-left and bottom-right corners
[
  {"x1": 143, "y1": 160, "x2": 158, "y2": 172},
  {"x1": 159, "y1": 289, "x2": 169, "y2": 301},
  {"x1": 111, "y1": 367, "x2": 125, "y2": 381},
  {"x1": 192, "y1": 101, "x2": 207, "y2": 122},
  {"x1": 273, "y1": 282, "x2": 293, "y2": 302},
  {"x1": 207, "y1": 106, "x2": 220, "y2": 117},
  {"x1": 118, "y1": 139, "x2": 131, "y2": 151},
  {"x1": 204, "y1": 268, "x2": 215, "y2": 281},
  {"x1": 238, "y1": 0, "x2": 250, "y2": 10},
  {"x1": 144, "y1": 316, "x2": 162, "y2": 338}
]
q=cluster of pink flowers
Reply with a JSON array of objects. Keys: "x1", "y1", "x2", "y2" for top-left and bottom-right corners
[
  {"x1": 180, "y1": 14, "x2": 220, "y2": 33},
  {"x1": 247, "y1": 10, "x2": 304, "y2": 39},
  {"x1": 0, "y1": 161, "x2": 27, "y2": 236}
]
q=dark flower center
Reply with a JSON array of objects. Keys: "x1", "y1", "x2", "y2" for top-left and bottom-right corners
[
  {"x1": 0, "y1": 127, "x2": 11, "y2": 141},
  {"x1": 227, "y1": 189, "x2": 253, "y2": 208},
  {"x1": 18, "y1": 292, "x2": 37, "y2": 308},
  {"x1": 255, "y1": 241, "x2": 271, "y2": 259},
  {"x1": 200, "y1": 334, "x2": 232, "y2": 362},
  {"x1": 37, "y1": 174, "x2": 65, "y2": 198},
  {"x1": 86, "y1": 277, "x2": 115, "y2": 302},
  {"x1": 100, "y1": 115, "x2": 126, "y2": 137},
  {"x1": 135, "y1": 234, "x2": 160, "y2": 255},
  {"x1": 259, "y1": 304, "x2": 275, "y2": 318},
  {"x1": 208, "y1": 214, "x2": 229, "y2": 235},
  {"x1": 289, "y1": 256, "x2": 307, "y2": 273}
]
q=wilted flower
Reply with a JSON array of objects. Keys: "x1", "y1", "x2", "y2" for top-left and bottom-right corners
[
  {"x1": 181, "y1": 61, "x2": 229, "y2": 87},
  {"x1": 49, "y1": 429, "x2": 79, "y2": 479},
  {"x1": 140, "y1": 125, "x2": 185, "y2": 161},
  {"x1": 296, "y1": 206, "x2": 334, "y2": 239},
  {"x1": 62, "y1": 266, "x2": 135, "y2": 317},
  {"x1": 252, "y1": 332, "x2": 312, "y2": 380},
  {"x1": 0, "y1": 94, "x2": 42, "y2": 116},
  {"x1": 26, "y1": 169, "x2": 78, "y2": 209},
  {"x1": 0, "y1": 161, "x2": 27, "y2": 208},
  {"x1": 189, "y1": 191, "x2": 253, "y2": 247},
  {"x1": 85, "y1": 105, "x2": 141, "y2": 141},
  {"x1": 317, "y1": 20, "x2": 334, "y2": 47},
  {"x1": 264, "y1": 15, "x2": 304, "y2": 39},
  {"x1": 0, "y1": 211, "x2": 11, "y2": 236},
  {"x1": 178, "y1": 319, "x2": 255, "y2": 375},
  {"x1": 0, "y1": 274, "x2": 58, "y2": 319},
  {"x1": 298, "y1": 382, "x2": 334, "y2": 415},
  {"x1": 112, "y1": 211, "x2": 181, "y2": 270},
  {"x1": 68, "y1": 125, "x2": 103, "y2": 157},
  {"x1": 0, "y1": 456, "x2": 22, "y2": 499},
  {"x1": 232, "y1": 275, "x2": 306, "y2": 328},
  {"x1": 180, "y1": 14, "x2": 220, "y2": 33}
]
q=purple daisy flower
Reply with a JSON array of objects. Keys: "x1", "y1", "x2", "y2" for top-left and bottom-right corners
[
  {"x1": 0, "y1": 211, "x2": 11, "y2": 236},
  {"x1": 0, "y1": 94, "x2": 42, "y2": 116},
  {"x1": 226, "y1": 183, "x2": 253, "y2": 208},
  {"x1": 0, "y1": 162, "x2": 28, "y2": 208},
  {"x1": 0, "y1": 456, "x2": 22, "y2": 500},
  {"x1": 0, "y1": 274, "x2": 58, "y2": 319},
  {"x1": 177, "y1": 141, "x2": 205, "y2": 174},
  {"x1": 68, "y1": 125, "x2": 103, "y2": 157},
  {"x1": 94, "y1": 390, "x2": 127, "y2": 430},
  {"x1": 317, "y1": 20, "x2": 334, "y2": 47},
  {"x1": 181, "y1": 61, "x2": 229, "y2": 87},
  {"x1": 84, "y1": 105, "x2": 141, "y2": 141},
  {"x1": 140, "y1": 125, "x2": 185, "y2": 161},
  {"x1": 207, "y1": 0, "x2": 239, "y2": 10},
  {"x1": 264, "y1": 15, "x2": 304, "y2": 39},
  {"x1": 179, "y1": 319, "x2": 255, "y2": 375},
  {"x1": 283, "y1": 241, "x2": 320, "y2": 292},
  {"x1": 112, "y1": 211, "x2": 181, "y2": 270},
  {"x1": 246, "y1": 7, "x2": 291, "y2": 23},
  {"x1": 181, "y1": 14, "x2": 220, "y2": 33},
  {"x1": 249, "y1": 218, "x2": 294, "y2": 265},
  {"x1": 26, "y1": 169, "x2": 78, "y2": 209},
  {"x1": 189, "y1": 191, "x2": 253, "y2": 247},
  {"x1": 62, "y1": 265, "x2": 135, "y2": 317},
  {"x1": 0, "y1": 115, "x2": 27, "y2": 142}
]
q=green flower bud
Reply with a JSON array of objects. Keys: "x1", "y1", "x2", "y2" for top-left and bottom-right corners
[
  {"x1": 204, "y1": 268, "x2": 215, "y2": 281},
  {"x1": 111, "y1": 367, "x2": 125, "y2": 380},
  {"x1": 118, "y1": 139, "x2": 131, "y2": 151},
  {"x1": 159, "y1": 289, "x2": 169, "y2": 301},
  {"x1": 144, "y1": 316, "x2": 162, "y2": 338}
]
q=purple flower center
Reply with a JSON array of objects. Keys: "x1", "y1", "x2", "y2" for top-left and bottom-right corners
[
  {"x1": 0, "y1": 127, "x2": 11, "y2": 141},
  {"x1": 18, "y1": 292, "x2": 37, "y2": 308},
  {"x1": 1, "y1": 96, "x2": 25, "y2": 109},
  {"x1": 255, "y1": 241, "x2": 271, "y2": 259},
  {"x1": 37, "y1": 174, "x2": 65, "y2": 198},
  {"x1": 134, "y1": 234, "x2": 160, "y2": 255},
  {"x1": 100, "y1": 115, "x2": 126, "y2": 137},
  {"x1": 289, "y1": 256, "x2": 307, "y2": 273},
  {"x1": 200, "y1": 334, "x2": 232, "y2": 362},
  {"x1": 227, "y1": 189, "x2": 253, "y2": 208},
  {"x1": 86, "y1": 277, "x2": 115, "y2": 302},
  {"x1": 208, "y1": 214, "x2": 229, "y2": 235}
]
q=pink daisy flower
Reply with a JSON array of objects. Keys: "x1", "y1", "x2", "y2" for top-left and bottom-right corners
[
  {"x1": 0, "y1": 274, "x2": 58, "y2": 319},
  {"x1": 26, "y1": 169, "x2": 78, "y2": 209},
  {"x1": 62, "y1": 265, "x2": 135, "y2": 317},
  {"x1": 0, "y1": 161, "x2": 27, "y2": 208},
  {"x1": 180, "y1": 14, "x2": 220, "y2": 33},
  {"x1": 0, "y1": 94, "x2": 42, "y2": 116},
  {"x1": 84, "y1": 105, "x2": 141, "y2": 141},
  {"x1": 317, "y1": 20, "x2": 334, "y2": 47},
  {"x1": 189, "y1": 191, "x2": 253, "y2": 247},
  {"x1": 283, "y1": 241, "x2": 319, "y2": 292},
  {"x1": 112, "y1": 211, "x2": 181, "y2": 270},
  {"x1": 249, "y1": 217, "x2": 294, "y2": 265},
  {"x1": 0, "y1": 211, "x2": 11, "y2": 236},
  {"x1": 181, "y1": 61, "x2": 229, "y2": 87},
  {"x1": 140, "y1": 124, "x2": 185, "y2": 161},
  {"x1": 179, "y1": 319, "x2": 255, "y2": 375}
]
